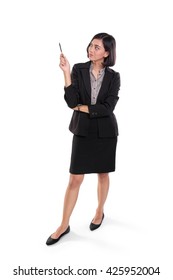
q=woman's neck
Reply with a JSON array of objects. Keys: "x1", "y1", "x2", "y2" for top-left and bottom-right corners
[{"x1": 91, "y1": 60, "x2": 104, "y2": 71}]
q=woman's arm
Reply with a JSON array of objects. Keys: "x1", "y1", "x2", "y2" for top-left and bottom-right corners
[
  {"x1": 59, "y1": 53, "x2": 71, "y2": 87},
  {"x1": 64, "y1": 65, "x2": 80, "y2": 108}
]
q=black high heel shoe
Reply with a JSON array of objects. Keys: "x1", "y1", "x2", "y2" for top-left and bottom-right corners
[
  {"x1": 89, "y1": 213, "x2": 104, "y2": 231},
  {"x1": 46, "y1": 226, "x2": 70, "y2": 245}
]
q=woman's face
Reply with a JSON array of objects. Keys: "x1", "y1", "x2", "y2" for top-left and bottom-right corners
[{"x1": 88, "y1": 39, "x2": 109, "y2": 63}]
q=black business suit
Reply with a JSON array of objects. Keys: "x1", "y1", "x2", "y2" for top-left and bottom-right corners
[{"x1": 64, "y1": 61, "x2": 120, "y2": 174}]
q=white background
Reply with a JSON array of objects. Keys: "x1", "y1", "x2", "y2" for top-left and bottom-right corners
[{"x1": 0, "y1": 0, "x2": 173, "y2": 279}]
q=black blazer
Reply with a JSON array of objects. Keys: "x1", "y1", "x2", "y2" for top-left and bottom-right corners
[{"x1": 64, "y1": 61, "x2": 120, "y2": 138}]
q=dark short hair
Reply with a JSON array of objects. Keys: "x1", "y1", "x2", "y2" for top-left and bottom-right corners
[{"x1": 87, "y1": 33, "x2": 116, "y2": 67}]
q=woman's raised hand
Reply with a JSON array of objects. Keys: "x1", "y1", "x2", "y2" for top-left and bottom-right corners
[{"x1": 59, "y1": 53, "x2": 70, "y2": 73}]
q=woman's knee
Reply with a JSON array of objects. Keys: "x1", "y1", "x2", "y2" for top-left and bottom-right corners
[
  {"x1": 98, "y1": 173, "x2": 109, "y2": 181},
  {"x1": 68, "y1": 174, "x2": 84, "y2": 189}
]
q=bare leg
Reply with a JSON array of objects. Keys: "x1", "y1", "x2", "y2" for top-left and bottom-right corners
[
  {"x1": 51, "y1": 174, "x2": 84, "y2": 238},
  {"x1": 92, "y1": 173, "x2": 109, "y2": 224}
]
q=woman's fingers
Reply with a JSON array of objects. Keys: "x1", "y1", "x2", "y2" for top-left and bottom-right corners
[
  {"x1": 60, "y1": 54, "x2": 66, "y2": 65},
  {"x1": 59, "y1": 54, "x2": 70, "y2": 71}
]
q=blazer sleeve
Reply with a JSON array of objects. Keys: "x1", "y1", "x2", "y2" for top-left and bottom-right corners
[
  {"x1": 64, "y1": 65, "x2": 80, "y2": 108},
  {"x1": 88, "y1": 72, "x2": 120, "y2": 118}
]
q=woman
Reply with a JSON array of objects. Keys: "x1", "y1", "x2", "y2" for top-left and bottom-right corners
[{"x1": 46, "y1": 33, "x2": 120, "y2": 245}]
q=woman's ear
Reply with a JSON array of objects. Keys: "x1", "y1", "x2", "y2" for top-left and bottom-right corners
[{"x1": 104, "y1": 51, "x2": 109, "y2": 58}]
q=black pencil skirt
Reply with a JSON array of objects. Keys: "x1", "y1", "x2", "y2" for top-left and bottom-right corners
[{"x1": 69, "y1": 119, "x2": 118, "y2": 174}]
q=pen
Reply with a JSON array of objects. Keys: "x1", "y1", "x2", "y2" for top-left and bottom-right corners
[{"x1": 59, "y1": 43, "x2": 62, "y2": 53}]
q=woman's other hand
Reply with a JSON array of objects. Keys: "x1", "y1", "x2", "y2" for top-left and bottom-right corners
[{"x1": 72, "y1": 105, "x2": 89, "y2": 114}]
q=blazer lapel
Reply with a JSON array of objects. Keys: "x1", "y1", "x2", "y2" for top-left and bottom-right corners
[
  {"x1": 97, "y1": 69, "x2": 112, "y2": 101},
  {"x1": 81, "y1": 68, "x2": 91, "y2": 98}
]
